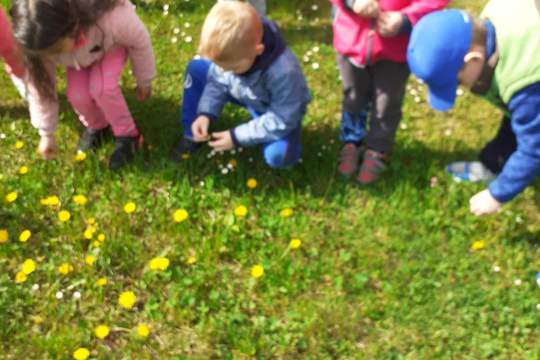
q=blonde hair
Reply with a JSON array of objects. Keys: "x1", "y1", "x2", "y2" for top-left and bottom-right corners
[{"x1": 198, "y1": 1, "x2": 262, "y2": 62}]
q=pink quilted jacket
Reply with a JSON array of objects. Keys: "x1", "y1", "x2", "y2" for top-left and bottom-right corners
[
  {"x1": 330, "y1": 0, "x2": 448, "y2": 65},
  {"x1": 26, "y1": 0, "x2": 156, "y2": 136}
]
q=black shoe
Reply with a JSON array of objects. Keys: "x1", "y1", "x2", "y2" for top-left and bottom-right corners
[
  {"x1": 77, "y1": 127, "x2": 112, "y2": 152},
  {"x1": 109, "y1": 135, "x2": 143, "y2": 170},
  {"x1": 170, "y1": 137, "x2": 200, "y2": 162}
]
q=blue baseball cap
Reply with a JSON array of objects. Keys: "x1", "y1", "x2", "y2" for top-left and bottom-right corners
[{"x1": 407, "y1": 10, "x2": 473, "y2": 111}]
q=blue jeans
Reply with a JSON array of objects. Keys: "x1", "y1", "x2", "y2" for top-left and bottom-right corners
[
  {"x1": 181, "y1": 59, "x2": 301, "y2": 169},
  {"x1": 340, "y1": 111, "x2": 368, "y2": 144}
]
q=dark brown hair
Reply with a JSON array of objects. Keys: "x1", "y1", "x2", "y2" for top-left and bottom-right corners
[
  {"x1": 471, "y1": 16, "x2": 487, "y2": 48},
  {"x1": 10, "y1": 0, "x2": 118, "y2": 99}
]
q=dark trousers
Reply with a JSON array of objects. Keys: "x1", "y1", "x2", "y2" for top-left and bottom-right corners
[
  {"x1": 337, "y1": 55, "x2": 410, "y2": 153},
  {"x1": 479, "y1": 115, "x2": 517, "y2": 174}
]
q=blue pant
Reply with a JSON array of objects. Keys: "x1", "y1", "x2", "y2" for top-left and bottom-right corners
[
  {"x1": 340, "y1": 111, "x2": 368, "y2": 144},
  {"x1": 181, "y1": 59, "x2": 301, "y2": 169}
]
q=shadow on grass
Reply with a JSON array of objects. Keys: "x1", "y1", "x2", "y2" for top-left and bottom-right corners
[
  {"x1": 108, "y1": 93, "x2": 482, "y2": 203},
  {"x1": 0, "y1": 89, "x2": 484, "y2": 203}
]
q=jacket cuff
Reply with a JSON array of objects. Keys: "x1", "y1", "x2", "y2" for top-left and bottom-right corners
[
  {"x1": 398, "y1": 14, "x2": 412, "y2": 35},
  {"x1": 197, "y1": 112, "x2": 218, "y2": 121},
  {"x1": 488, "y1": 181, "x2": 512, "y2": 203},
  {"x1": 38, "y1": 128, "x2": 56, "y2": 137},
  {"x1": 136, "y1": 78, "x2": 154, "y2": 89},
  {"x1": 230, "y1": 129, "x2": 240, "y2": 148}
]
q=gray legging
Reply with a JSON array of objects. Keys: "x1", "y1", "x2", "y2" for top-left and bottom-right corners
[{"x1": 221, "y1": 0, "x2": 267, "y2": 15}]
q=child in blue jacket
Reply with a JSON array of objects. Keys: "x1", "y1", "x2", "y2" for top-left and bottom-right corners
[{"x1": 172, "y1": 1, "x2": 311, "y2": 169}]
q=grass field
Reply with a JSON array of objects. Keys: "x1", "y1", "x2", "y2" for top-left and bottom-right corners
[{"x1": 1, "y1": 0, "x2": 540, "y2": 358}]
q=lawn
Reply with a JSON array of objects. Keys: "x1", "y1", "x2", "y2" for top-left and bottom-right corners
[{"x1": 1, "y1": 0, "x2": 540, "y2": 359}]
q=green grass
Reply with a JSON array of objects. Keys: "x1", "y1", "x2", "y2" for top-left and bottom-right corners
[{"x1": 1, "y1": 0, "x2": 540, "y2": 358}]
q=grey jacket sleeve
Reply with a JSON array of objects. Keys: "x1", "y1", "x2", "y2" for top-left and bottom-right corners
[{"x1": 232, "y1": 67, "x2": 309, "y2": 146}]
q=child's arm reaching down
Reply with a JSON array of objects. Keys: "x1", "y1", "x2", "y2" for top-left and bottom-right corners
[
  {"x1": 231, "y1": 65, "x2": 309, "y2": 147},
  {"x1": 110, "y1": 1, "x2": 156, "y2": 100},
  {"x1": 471, "y1": 83, "x2": 540, "y2": 215}
]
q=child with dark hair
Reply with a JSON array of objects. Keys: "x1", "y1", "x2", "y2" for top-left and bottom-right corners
[{"x1": 10, "y1": 0, "x2": 155, "y2": 169}]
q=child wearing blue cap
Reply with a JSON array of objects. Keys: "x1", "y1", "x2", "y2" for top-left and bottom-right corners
[{"x1": 407, "y1": 0, "x2": 540, "y2": 216}]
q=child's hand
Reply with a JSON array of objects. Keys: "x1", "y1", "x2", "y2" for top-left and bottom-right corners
[
  {"x1": 38, "y1": 134, "x2": 58, "y2": 160},
  {"x1": 192, "y1": 115, "x2": 211, "y2": 142},
  {"x1": 209, "y1": 131, "x2": 234, "y2": 152},
  {"x1": 136, "y1": 85, "x2": 152, "y2": 101},
  {"x1": 469, "y1": 189, "x2": 501, "y2": 216},
  {"x1": 378, "y1": 11, "x2": 403, "y2": 37},
  {"x1": 352, "y1": 0, "x2": 379, "y2": 18}
]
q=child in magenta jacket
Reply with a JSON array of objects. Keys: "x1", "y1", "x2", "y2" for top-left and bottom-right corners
[
  {"x1": 10, "y1": 0, "x2": 156, "y2": 169},
  {"x1": 331, "y1": 0, "x2": 448, "y2": 184}
]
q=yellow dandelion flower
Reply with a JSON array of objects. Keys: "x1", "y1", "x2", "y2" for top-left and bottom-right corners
[
  {"x1": 97, "y1": 233, "x2": 105, "y2": 242},
  {"x1": 280, "y1": 208, "x2": 293, "y2": 218},
  {"x1": 84, "y1": 226, "x2": 96, "y2": 240},
  {"x1": 85, "y1": 255, "x2": 96, "y2": 266},
  {"x1": 5, "y1": 191, "x2": 17, "y2": 203},
  {"x1": 94, "y1": 325, "x2": 110, "y2": 339},
  {"x1": 31, "y1": 315, "x2": 44, "y2": 324},
  {"x1": 123, "y1": 202, "x2": 136, "y2": 214},
  {"x1": 234, "y1": 205, "x2": 248, "y2": 217},
  {"x1": 246, "y1": 178, "x2": 257, "y2": 189},
  {"x1": 118, "y1": 291, "x2": 137, "y2": 309},
  {"x1": 74, "y1": 151, "x2": 87, "y2": 162},
  {"x1": 96, "y1": 277, "x2": 108, "y2": 286},
  {"x1": 0, "y1": 229, "x2": 8, "y2": 243},
  {"x1": 14, "y1": 141, "x2": 24, "y2": 149},
  {"x1": 92, "y1": 240, "x2": 101, "y2": 248},
  {"x1": 137, "y1": 323, "x2": 150, "y2": 337},
  {"x1": 173, "y1": 209, "x2": 189, "y2": 223},
  {"x1": 15, "y1": 271, "x2": 27, "y2": 284},
  {"x1": 58, "y1": 263, "x2": 74, "y2": 275},
  {"x1": 40, "y1": 195, "x2": 60, "y2": 206},
  {"x1": 251, "y1": 264, "x2": 264, "y2": 278},
  {"x1": 58, "y1": 210, "x2": 71, "y2": 222},
  {"x1": 186, "y1": 256, "x2": 197, "y2": 265},
  {"x1": 22, "y1": 259, "x2": 36, "y2": 274},
  {"x1": 87, "y1": 218, "x2": 96, "y2": 225},
  {"x1": 290, "y1": 239, "x2": 302, "y2": 249},
  {"x1": 19, "y1": 166, "x2": 29, "y2": 175},
  {"x1": 73, "y1": 195, "x2": 87, "y2": 206},
  {"x1": 149, "y1": 257, "x2": 170, "y2": 271},
  {"x1": 19, "y1": 229, "x2": 31, "y2": 242},
  {"x1": 471, "y1": 240, "x2": 486, "y2": 251},
  {"x1": 72, "y1": 347, "x2": 90, "y2": 360}
]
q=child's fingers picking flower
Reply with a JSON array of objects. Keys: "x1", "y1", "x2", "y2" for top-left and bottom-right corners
[
  {"x1": 209, "y1": 131, "x2": 233, "y2": 152},
  {"x1": 192, "y1": 116, "x2": 210, "y2": 142}
]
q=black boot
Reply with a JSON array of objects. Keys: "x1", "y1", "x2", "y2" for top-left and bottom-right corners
[
  {"x1": 170, "y1": 137, "x2": 200, "y2": 162},
  {"x1": 77, "y1": 127, "x2": 112, "y2": 152},
  {"x1": 109, "y1": 135, "x2": 143, "y2": 170}
]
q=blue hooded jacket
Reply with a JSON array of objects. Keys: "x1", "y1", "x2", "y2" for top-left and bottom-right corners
[{"x1": 196, "y1": 19, "x2": 312, "y2": 146}]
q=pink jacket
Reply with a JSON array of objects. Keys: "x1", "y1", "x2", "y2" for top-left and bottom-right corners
[
  {"x1": 27, "y1": 0, "x2": 156, "y2": 136},
  {"x1": 331, "y1": 0, "x2": 448, "y2": 65},
  {"x1": 0, "y1": 7, "x2": 24, "y2": 78}
]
